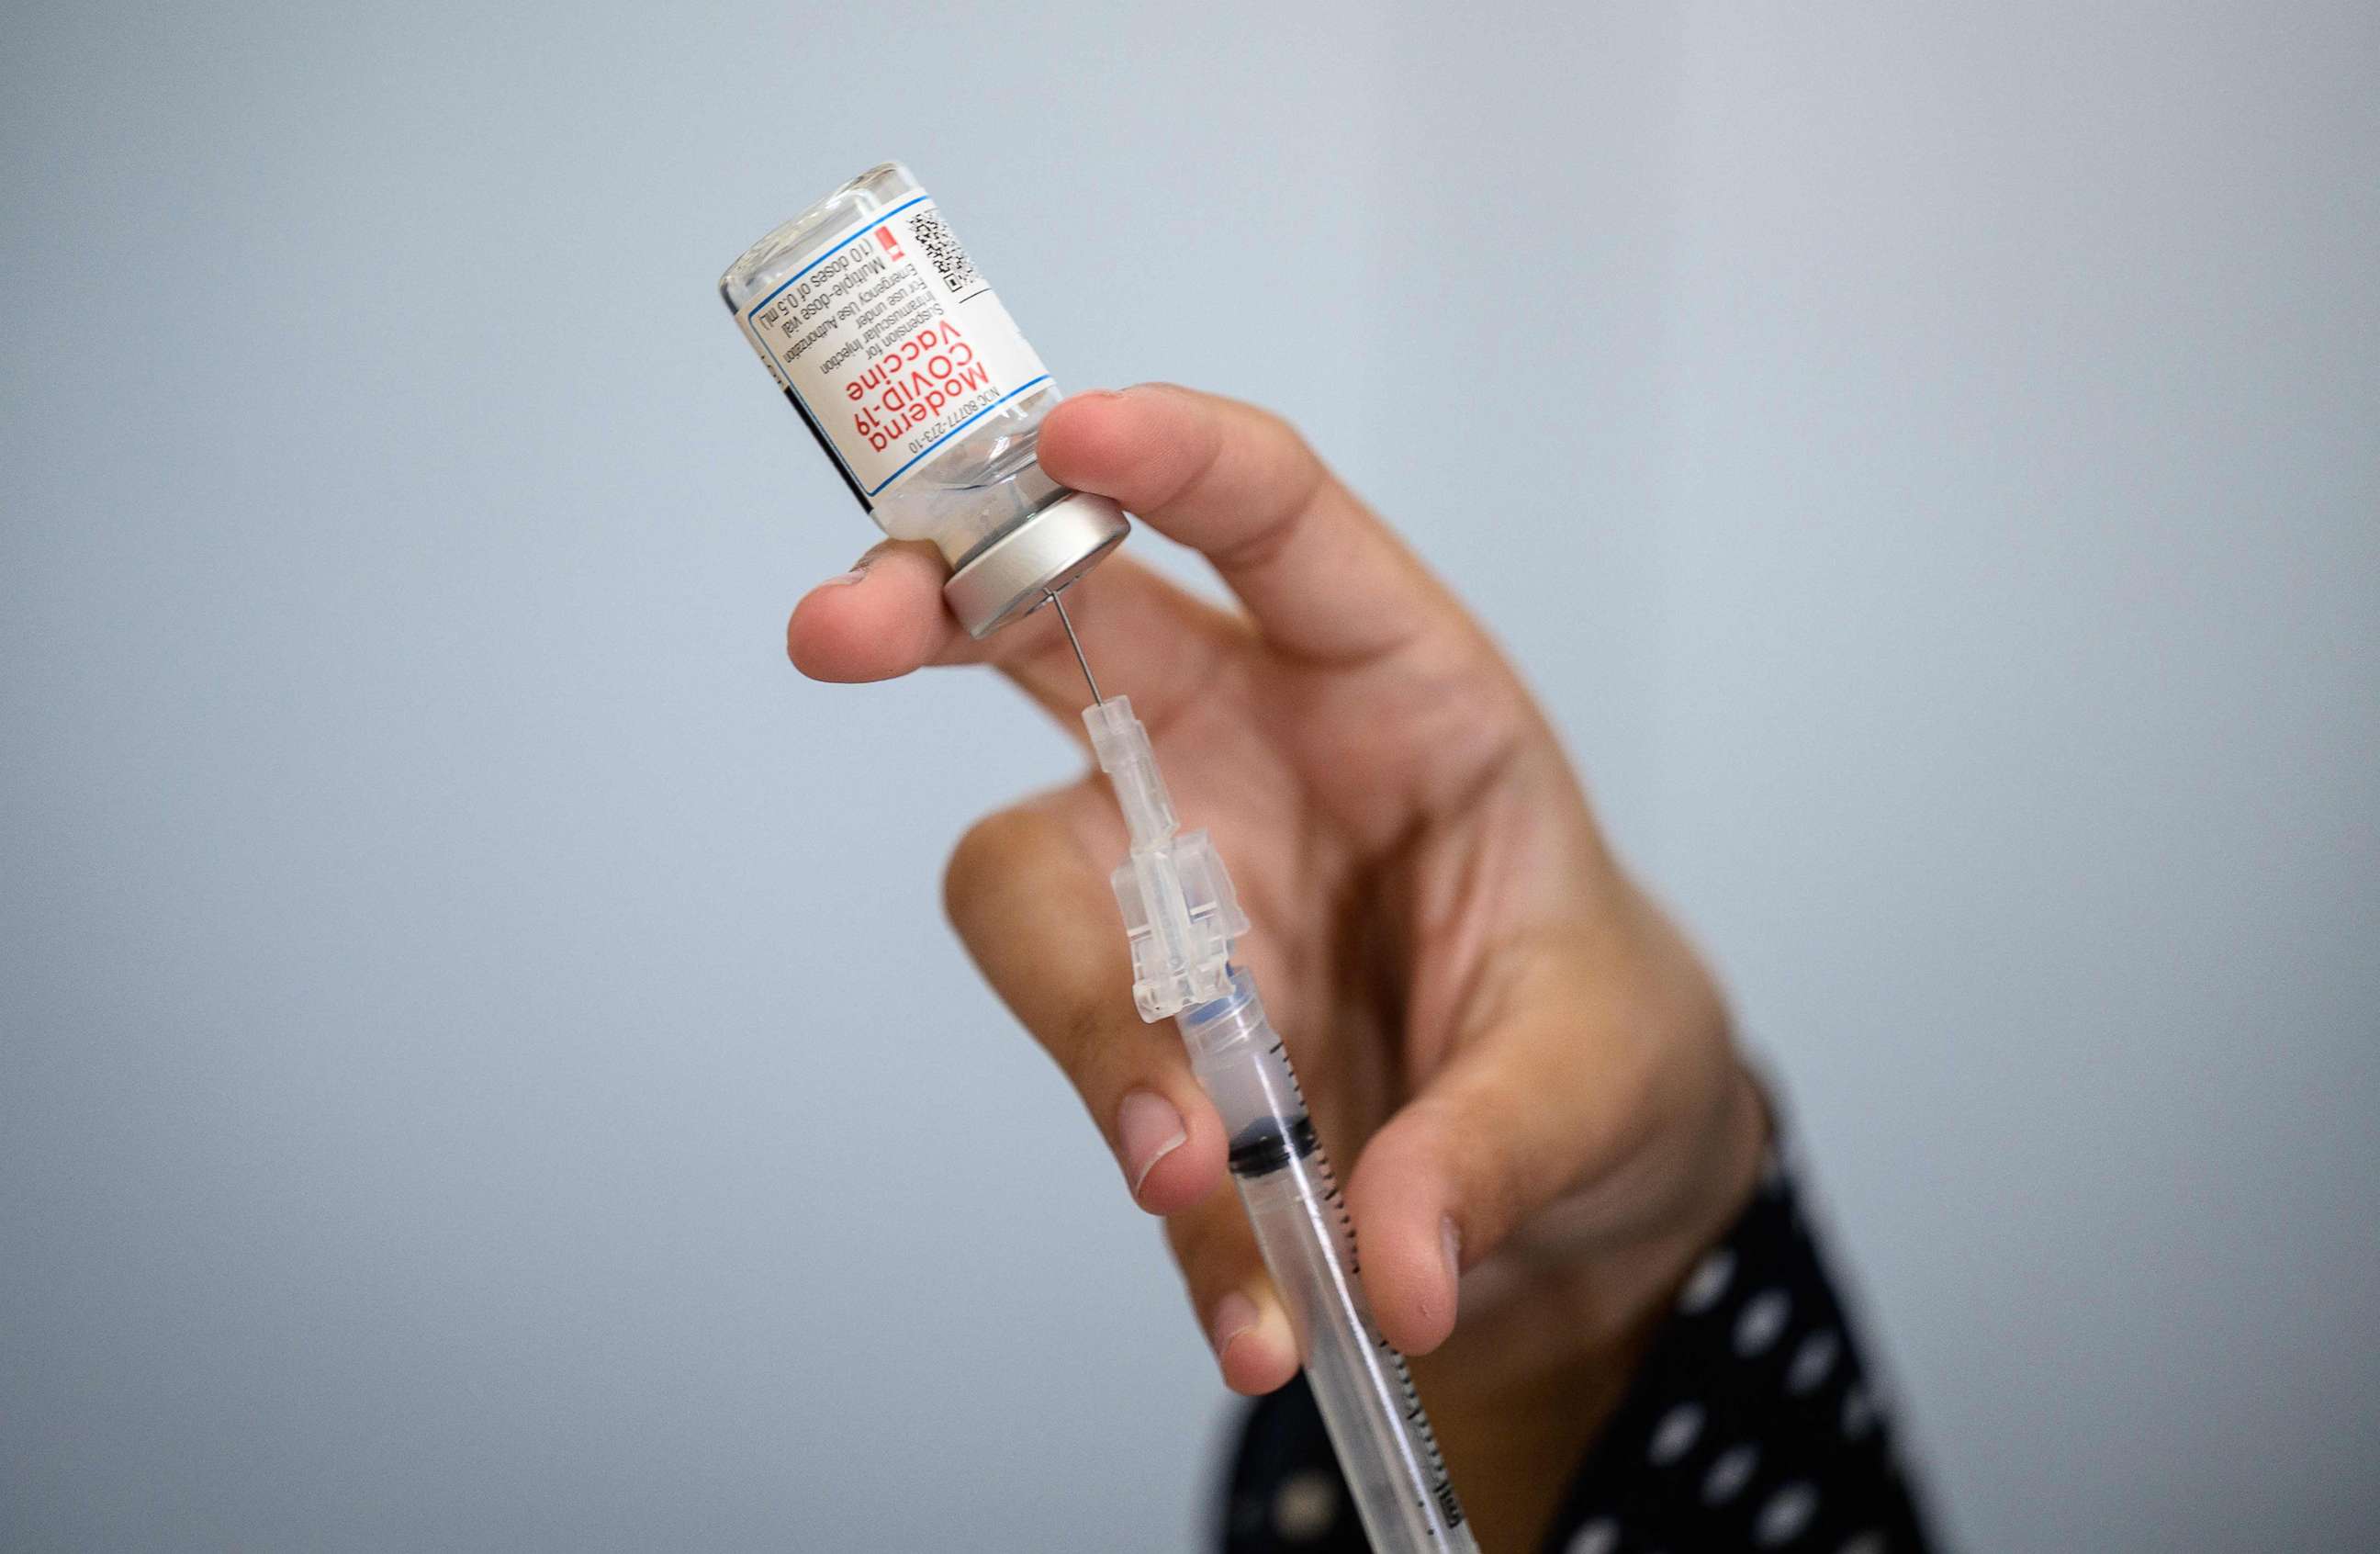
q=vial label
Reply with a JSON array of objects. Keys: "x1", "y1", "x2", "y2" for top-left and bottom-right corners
[{"x1": 737, "y1": 194, "x2": 1050, "y2": 504}]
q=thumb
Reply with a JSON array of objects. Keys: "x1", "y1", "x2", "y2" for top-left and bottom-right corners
[{"x1": 1342, "y1": 919, "x2": 1733, "y2": 1357}]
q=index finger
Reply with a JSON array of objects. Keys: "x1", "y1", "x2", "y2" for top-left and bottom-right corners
[{"x1": 1035, "y1": 384, "x2": 1469, "y2": 666}]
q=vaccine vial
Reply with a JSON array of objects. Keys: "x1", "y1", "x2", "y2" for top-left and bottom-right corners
[{"x1": 720, "y1": 163, "x2": 1128, "y2": 637}]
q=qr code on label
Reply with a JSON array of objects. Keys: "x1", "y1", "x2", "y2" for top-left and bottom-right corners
[{"x1": 909, "y1": 208, "x2": 979, "y2": 296}]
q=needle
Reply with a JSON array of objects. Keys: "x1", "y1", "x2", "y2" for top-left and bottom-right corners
[{"x1": 1046, "y1": 588, "x2": 1103, "y2": 705}]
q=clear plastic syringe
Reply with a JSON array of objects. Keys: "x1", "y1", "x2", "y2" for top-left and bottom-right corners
[{"x1": 1052, "y1": 596, "x2": 1477, "y2": 1552}]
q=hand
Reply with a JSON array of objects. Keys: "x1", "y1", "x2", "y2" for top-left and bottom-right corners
[{"x1": 788, "y1": 384, "x2": 1768, "y2": 1547}]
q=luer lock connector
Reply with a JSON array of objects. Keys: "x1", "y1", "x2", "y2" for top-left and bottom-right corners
[{"x1": 1082, "y1": 696, "x2": 1250, "y2": 1020}]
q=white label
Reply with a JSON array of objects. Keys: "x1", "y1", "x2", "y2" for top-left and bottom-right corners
[{"x1": 738, "y1": 194, "x2": 1050, "y2": 502}]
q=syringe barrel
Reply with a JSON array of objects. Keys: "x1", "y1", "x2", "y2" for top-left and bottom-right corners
[{"x1": 1178, "y1": 972, "x2": 1477, "y2": 1554}]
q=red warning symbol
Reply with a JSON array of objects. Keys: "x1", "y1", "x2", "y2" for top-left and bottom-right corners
[{"x1": 875, "y1": 226, "x2": 904, "y2": 261}]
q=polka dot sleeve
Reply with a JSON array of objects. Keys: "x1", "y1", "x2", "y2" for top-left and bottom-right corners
[{"x1": 1215, "y1": 1141, "x2": 1937, "y2": 1553}]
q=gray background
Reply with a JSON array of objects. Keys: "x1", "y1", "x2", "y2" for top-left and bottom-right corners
[{"x1": 5, "y1": 3, "x2": 2374, "y2": 1549}]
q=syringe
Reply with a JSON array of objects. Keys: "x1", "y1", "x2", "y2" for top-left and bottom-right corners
[{"x1": 1049, "y1": 594, "x2": 1478, "y2": 1554}]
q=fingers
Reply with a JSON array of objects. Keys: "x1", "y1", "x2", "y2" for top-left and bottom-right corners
[
  {"x1": 942, "y1": 795, "x2": 1226, "y2": 1215},
  {"x1": 1035, "y1": 385, "x2": 1469, "y2": 665},
  {"x1": 788, "y1": 539, "x2": 1238, "y2": 736},
  {"x1": 789, "y1": 381, "x2": 1473, "y2": 727},
  {"x1": 944, "y1": 794, "x2": 1300, "y2": 1391},
  {"x1": 783, "y1": 539, "x2": 952, "y2": 685},
  {"x1": 1166, "y1": 1188, "x2": 1300, "y2": 1396}
]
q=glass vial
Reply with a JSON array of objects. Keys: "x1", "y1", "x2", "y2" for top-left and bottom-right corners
[{"x1": 720, "y1": 163, "x2": 1128, "y2": 637}]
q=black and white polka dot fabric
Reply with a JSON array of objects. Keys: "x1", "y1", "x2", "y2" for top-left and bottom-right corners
[{"x1": 1218, "y1": 1142, "x2": 1934, "y2": 1552}]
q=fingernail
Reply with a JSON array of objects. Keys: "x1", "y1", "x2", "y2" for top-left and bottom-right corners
[
  {"x1": 821, "y1": 561, "x2": 870, "y2": 588},
  {"x1": 1208, "y1": 1290, "x2": 1259, "y2": 1362},
  {"x1": 1441, "y1": 1217, "x2": 1463, "y2": 1289},
  {"x1": 1116, "y1": 1089, "x2": 1187, "y2": 1202}
]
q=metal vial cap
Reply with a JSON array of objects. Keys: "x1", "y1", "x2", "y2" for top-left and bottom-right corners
[{"x1": 942, "y1": 492, "x2": 1130, "y2": 638}]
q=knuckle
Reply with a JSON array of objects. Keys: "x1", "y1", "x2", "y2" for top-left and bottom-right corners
[
  {"x1": 1474, "y1": 1124, "x2": 1536, "y2": 1235},
  {"x1": 939, "y1": 806, "x2": 1041, "y2": 934},
  {"x1": 1252, "y1": 401, "x2": 1308, "y2": 456},
  {"x1": 1164, "y1": 1198, "x2": 1249, "y2": 1286},
  {"x1": 1050, "y1": 998, "x2": 1116, "y2": 1079}
]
